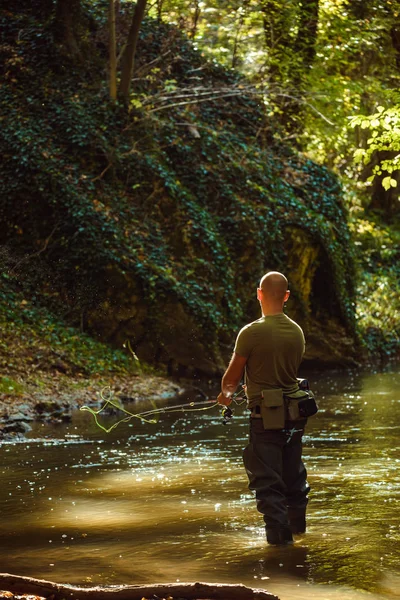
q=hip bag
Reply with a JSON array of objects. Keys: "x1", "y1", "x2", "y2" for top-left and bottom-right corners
[
  {"x1": 284, "y1": 388, "x2": 318, "y2": 421},
  {"x1": 259, "y1": 379, "x2": 318, "y2": 430}
]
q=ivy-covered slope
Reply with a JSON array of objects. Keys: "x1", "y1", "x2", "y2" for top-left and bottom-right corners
[{"x1": 0, "y1": 5, "x2": 357, "y2": 375}]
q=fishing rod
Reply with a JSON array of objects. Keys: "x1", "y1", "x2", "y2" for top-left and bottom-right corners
[
  {"x1": 135, "y1": 398, "x2": 217, "y2": 418},
  {"x1": 136, "y1": 397, "x2": 241, "y2": 425},
  {"x1": 134, "y1": 388, "x2": 246, "y2": 420}
]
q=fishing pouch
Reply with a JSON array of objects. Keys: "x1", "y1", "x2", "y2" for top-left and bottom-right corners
[
  {"x1": 260, "y1": 389, "x2": 285, "y2": 430},
  {"x1": 284, "y1": 389, "x2": 318, "y2": 421}
]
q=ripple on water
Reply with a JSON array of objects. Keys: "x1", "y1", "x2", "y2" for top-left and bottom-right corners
[{"x1": 0, "y1": 367, "x2": 400, "y2": 599}]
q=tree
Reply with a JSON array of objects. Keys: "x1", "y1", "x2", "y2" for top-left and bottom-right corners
[
  {"x1": 259, "y1": 0, "x2": 319, "y2": 138},
  {"x1": 54, "y1": 0, "x2": 82, "y2": 57},
  {"x1": 109, "y1": 0, "x2": 117, "y2": 101},
  {"x1": 261, "y1": 0, "x2": 294, "y2": 81},
  {"x1": 140, "y1": 0, "x2": 400, "y2": 211},
  {"x1": 119, "y1": 0, "x2": 148, "y2": 103},
  {"x1": 291, "y1": 0, "x2": 319, "y2": 79}
]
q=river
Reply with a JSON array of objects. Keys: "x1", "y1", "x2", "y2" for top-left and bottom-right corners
[{"x1": 0, "y1": 366, "x2": 399, "y2": 600}]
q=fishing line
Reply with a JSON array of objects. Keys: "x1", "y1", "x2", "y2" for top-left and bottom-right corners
[
  {"x1": 81, "y1": 387, "x2": 247, "y2": 433},
  {"x1": 80, "y1": 342, "x2": 247, "y2": 432}
]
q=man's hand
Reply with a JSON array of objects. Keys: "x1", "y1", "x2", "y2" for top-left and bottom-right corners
[{"x1": 217, "y1": 392, "x2": 232, "y2": 406}]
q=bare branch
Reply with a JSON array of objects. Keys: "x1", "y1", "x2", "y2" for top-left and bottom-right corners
[
  {"x1": 132, "y1": 49, "x2": 172, "y2": 77},
  {"x1": 10, "y1": 223, "x2": 59, "y2": 274},
  {"x1": 148, "y1": 91, "x2": 245, "y2": 113},
  {"x1": 92, "y1": 162, "x2": 113, "y2": 182}
]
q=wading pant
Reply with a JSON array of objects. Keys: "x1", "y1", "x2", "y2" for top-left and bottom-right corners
[{"x1": 243, "y1": 418, "x2": 310, "y2": 530}]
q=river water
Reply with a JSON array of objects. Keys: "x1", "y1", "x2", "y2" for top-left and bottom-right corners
[{"x1": 0, "y1": 366, "x2": 400, "y2": 600}]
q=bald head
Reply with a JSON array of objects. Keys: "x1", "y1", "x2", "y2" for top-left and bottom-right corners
[{"x1": 259, "y1": 271, "x2": 288, "y2": 302}]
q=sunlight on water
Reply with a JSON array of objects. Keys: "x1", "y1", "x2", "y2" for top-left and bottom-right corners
[{"x1": 0, "y1": 366, "x2": 399, "y2": 600}]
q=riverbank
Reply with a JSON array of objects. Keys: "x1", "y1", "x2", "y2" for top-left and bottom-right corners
[
  {"x1": 1, "y1": 216, "x2": 399, "y2": 442},
  {"x1": 0, "y1": 274, "x2": 188, "y2": 440},
  {"x1": 0, "y1": 368, "x2": 185, "y2": 441}
]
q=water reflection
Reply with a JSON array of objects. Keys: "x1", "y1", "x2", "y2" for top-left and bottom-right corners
[{"x1": 0, "y1": 366, "x2": 399, "y2": 600}]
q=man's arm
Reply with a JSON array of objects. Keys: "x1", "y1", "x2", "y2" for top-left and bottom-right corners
[{"x1": 217, "y1": 352, "x2": 247, "y2": 406}]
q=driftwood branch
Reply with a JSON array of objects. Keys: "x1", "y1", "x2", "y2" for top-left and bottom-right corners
[{"x1": 0, "y1": 574, "x2": 279, "y2": 600}]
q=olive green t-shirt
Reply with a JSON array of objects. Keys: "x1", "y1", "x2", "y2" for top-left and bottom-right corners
[{"x1": 234, "y1": 313, "x2": 305, "y2": 407}]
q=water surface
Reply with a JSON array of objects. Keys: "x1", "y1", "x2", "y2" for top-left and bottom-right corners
[{"x1": 0, "y1": 366, "x2": 399, "y2": 600}]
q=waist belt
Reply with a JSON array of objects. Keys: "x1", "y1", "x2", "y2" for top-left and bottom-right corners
[
  {"x1": 249, "y1": 385, "x2": 318, "y2": 428},
  {"x1": 250, "y1": 404, "x2": 307, "y2": 422},
  {"x1": 250, "y1": 405, "x2": 263, "y2": 419}
]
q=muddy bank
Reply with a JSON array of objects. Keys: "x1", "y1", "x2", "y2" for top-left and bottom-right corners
[{"x1": 0, "y1": 372, "x2": 187, "y2": 441}]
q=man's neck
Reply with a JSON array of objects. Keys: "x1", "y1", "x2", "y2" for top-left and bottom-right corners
[{"x1": 260, "y1": 302, "x2": 284, "y2": 317}]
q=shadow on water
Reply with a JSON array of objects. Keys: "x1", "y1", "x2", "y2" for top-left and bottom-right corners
[{"x1": 0, "y1": 365, "x2": 400, "y2": 600}]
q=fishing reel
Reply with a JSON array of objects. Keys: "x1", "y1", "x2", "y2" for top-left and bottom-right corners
[{"x1": 222, "y1": 405, "x2": 233, "y2": 425}]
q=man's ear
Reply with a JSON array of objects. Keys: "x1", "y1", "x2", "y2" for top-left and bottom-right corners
[
  {"x1": 257, "y1": 287, "x2": 263, "y2": 302},
  {"x1": 284, "y1": 290, "x2": 290, "y2": 303}
]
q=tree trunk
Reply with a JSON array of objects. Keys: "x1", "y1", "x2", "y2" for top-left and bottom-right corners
[
  {"x1": 261, "y1": 0, "x2": 293, "y2": 81},
  {"x1": 119, "y1": 0, "x2": 147, "y2": 103},
  {"x1": 292, "y1": 0, "x2": 319, "y2": 73},
  {"x1": 383, "y1": 0, "x2": 399, "y2": 68},
  {"x1": 260, "y1": 0, "x2": 320, "y2": 140},
  {"x1": 156, "y1": 0, "x2": 164, "y2": 21},
  {"x1": 232, "y1": 0, "x2": 251, "y2": 68},
  {"x1": 390, "y1": 22, "x2": 400, "y2": 70},
  {"x1": 0, "y1": 574, "x2": 278, "y2": 600},
  {"x1": 347, "y1": 0, "x2": 373, "y2": 20},
  {"x1": 54, "y1": 0, "x2": 82, "y2": 57},
  {"x1": 283, "y1": 0, "x2": 319, "y2": 137},
  {"x1": 190, "y1": 0, "x2": 201, "y2": 39},
  {"x1": 109, "y1": 0, "x2": 117, "y2": 101}
]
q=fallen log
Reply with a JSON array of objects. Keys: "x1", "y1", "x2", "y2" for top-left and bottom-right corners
[{"x1": 0, "y1": 575, "x2": 279, "y2": 600}]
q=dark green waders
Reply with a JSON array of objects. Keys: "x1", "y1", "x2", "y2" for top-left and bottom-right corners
[{"x1": 243, "y1": 418, "x2": 310, "y2": 543}]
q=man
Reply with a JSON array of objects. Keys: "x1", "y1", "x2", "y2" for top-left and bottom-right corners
[{"x1": 217, "y1": 271, "x2": 310, "y2": 545}]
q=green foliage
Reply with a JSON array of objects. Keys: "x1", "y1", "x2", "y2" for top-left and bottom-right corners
[
  {"x1": 0, "y1": 274, "x2": 135, "y2": 376},
  {"x1": 0, "y1": 377, "x2": 25, "y2": 396},
  {"x1": 0, "y1": 2, "x2": 358, "y2": 368},
  {"x1": 350, "y1": 218, "x2": 400, "y2": 358},
  {"x1": 151, "y1": 0, "x2": 400, "y2": 215},
  {"x1": 351, "y1": 105, "x2": 400, "y2": 190},
  {"x1": 294, "y1": 0, "x2": 400, "y2": 187}
]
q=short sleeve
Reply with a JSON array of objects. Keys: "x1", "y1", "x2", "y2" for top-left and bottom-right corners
[
  {"x1": 297, "y1": 324, "x2": 306, "y2": 356},
  {"x1": 234, "y1": 325, "x2": 254, "y2": 359}
]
